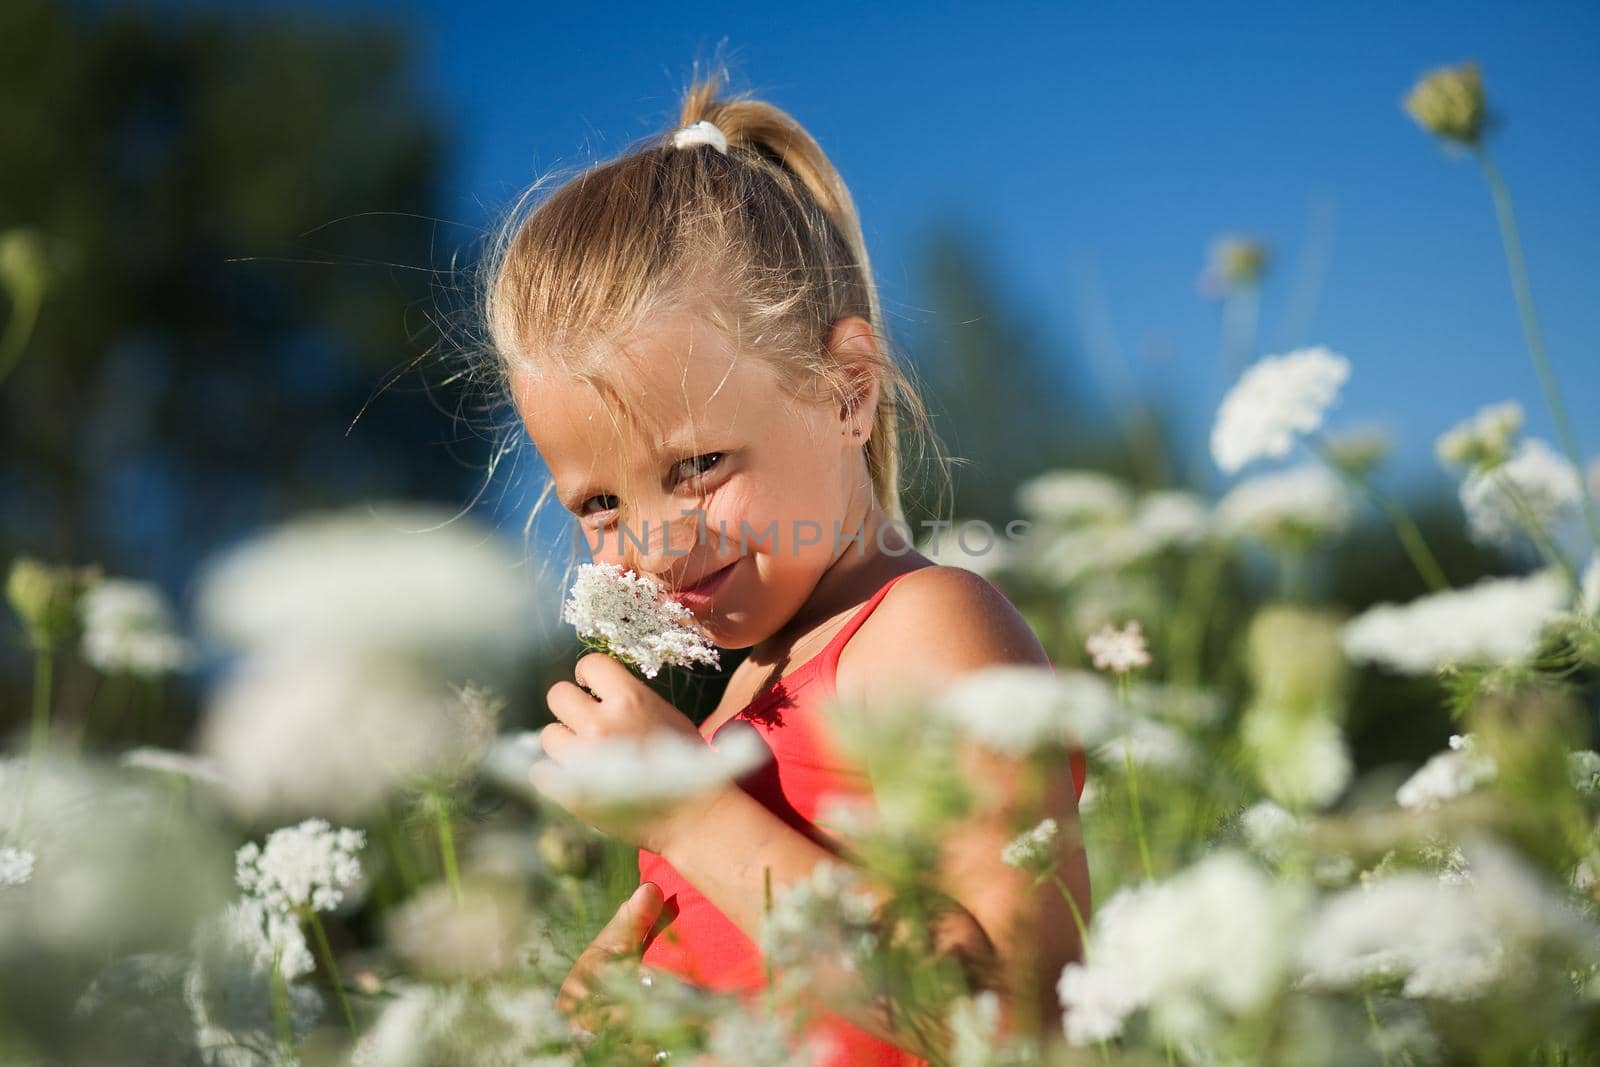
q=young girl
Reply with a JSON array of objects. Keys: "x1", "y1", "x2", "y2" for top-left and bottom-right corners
[{"x1": 483, "y1": 69, "x2": 1090, "y2": 1063}]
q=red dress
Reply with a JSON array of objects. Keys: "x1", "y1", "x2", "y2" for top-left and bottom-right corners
[{"x1": 636, "y1": 567, "x2": 1088, "y2": 1065}]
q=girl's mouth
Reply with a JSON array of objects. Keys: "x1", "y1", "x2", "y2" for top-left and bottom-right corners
[{"x1": 666, "y1": 560, "x2": 739, "y2": 611}]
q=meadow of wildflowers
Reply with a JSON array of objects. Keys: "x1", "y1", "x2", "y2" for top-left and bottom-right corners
[{"x1": 2, "y1": 59, "x2": 1600, "y2": 1066}]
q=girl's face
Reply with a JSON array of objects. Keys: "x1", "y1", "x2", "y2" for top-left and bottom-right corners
[{"x1": 511, "y1": 309, "x2": 878, "y2": 650}]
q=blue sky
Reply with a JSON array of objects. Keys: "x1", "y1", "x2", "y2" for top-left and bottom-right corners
[{"x1": 271, "y1": 1, "x2": 1600, "y2": 508}]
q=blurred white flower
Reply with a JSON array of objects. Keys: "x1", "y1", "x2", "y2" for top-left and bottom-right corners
[
  {"x1": 759, "y1": 859, "x2": 879, "y2": 975},
  {"x1": 203, "y1": 896, "x2": 314, "y2": 981},
  {"x1": 946, "y1": 989, "x2": 1037, "y2": 1067},
  {"x1": 1016, "y1": 470, "x2": 1133, "y2": 526},
  {"x1": 78, "y1": 577, "x2": 196, "y2": 677},
  {"x1": 1238, "y1": 801, "x2": 1303, "y2": 864},
  {"x1": 530, "y1": 723, "x2": 767, "y2": 811},
  {"x1": 1123, "y1": 681, "x2": 1224, "y2": 729},
  {"x1": 917, "y1": 519, "x2": 1018, "y2": 578},
  {"x1": 708, "y1": 1009, "x2": 828, "y2": 1067},
  {"x1": 561, "y1": 561, "x2": 721, "y2": 679},
  {"x1": 936, "y1": 665, "x2": 1122, "y2": 754},
  {"x1": 1298, "y1": 837, "x2": 1600, "y2": 1001},
  {"x1": 235, "y1": 818, "x2": 365, "y2": 915},
  {"x1": 1436, "y1": 401, "x2": 1523, "y2": 469},
  {"x1": 200, "y1": 652, "x2": 484, "y2": 820},
  {"x1": 1340, "y1": 568, "x2": 1570, "y2": 675},
  {"x1": 1057, "y1": 851, "x2": 1306, "y2": 1044},
  {"x1": 1097, "y1": 718, "x2": 1200, "y2": 775},
  {"x1": 1459, "y1": 438, "x2": 1583, "y2": 548},
  {"x1": 119, "y1": 747, "x2": 226, "y2": 788},
  {"x1": 186, "y1": 897, "x2": 323, "y2": 1063},
  {"x1": 0, "y1": 846, "x2": 34, "y2": 888},
  {"x1": 1396, "y1": 734, "x2": 1498, "y2": 811},
  {"x1": 385, "y1": 880, "x2": 533, "y2": 982},
  {"x1": 1132, "y1": 490, "x2": 1212, "y2": 549},
  {"x1": 481, "y1": 731, "x2": 544, "y2": 801},
  {"x1": 1085, "y1": 620, "x2": 1151, "y2": 674},
  {"x1": 1001, "y1": 817, "x2": 1059, "y2": 873},
  {"x1": 193, "y1": 502, "x2": 549, "y2": 679},
  {"x1": 350, "y1": 983, "x2": 576, "y2": 1067},
  {"x1": 1215, "y1": 465, "x2": 1355, "y2": 544},
  {"x1": 1211, "y1": 347, "x2": 1351, "y2": 474}
]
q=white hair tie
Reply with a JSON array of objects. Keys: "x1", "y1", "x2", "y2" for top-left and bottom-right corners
[{"x1": 671, "y1": 119, "x2": 729, "y2": 155}]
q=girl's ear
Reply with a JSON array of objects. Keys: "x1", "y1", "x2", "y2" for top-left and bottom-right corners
[{"x1": 826, "y1": 316, "x2": 881, "y2": 440}]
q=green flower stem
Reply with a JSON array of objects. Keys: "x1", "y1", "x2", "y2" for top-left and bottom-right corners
[
  {"x1": 1311, "y1": 435, "x2": 1450, "y2": 593},
  {"x1": 1363, "y1": 992, "x2": 1392, "y2": 1067},
  {"x1": 1171, "y1": 542, "x2": 1227, "y2": 689},
  {"x1": 432, "y1": 792, "x2": 462, "y2": 904},
  {"x1": 1474, "y1": 146, "x2": 1600, "y2": 554},
  {"x1": 269, "y1": 955, "x2": 294, "y2": 1054},
  {"x1": 1116, "y1": 673, "x2": 1156, "y2": 880},
  {"x1": 30, "y1": 646, "x2": 53, "y2": 759},
  {"x1": 304, "y1": 907, "x2": 357, "y2": 1036}
]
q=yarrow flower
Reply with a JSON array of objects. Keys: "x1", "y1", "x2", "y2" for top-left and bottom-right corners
[
  {"x1": 0, "y1": 845, "x2": 34, "y2": 888},
  {"x1": 1436, "y1": 400, "x2": 1523, "y2": 469},
  {"x1": 759, "y1": 859, "x2": 880, "y2": 975},
  {"x1": 1001, "y1": 818, "x2": 1059, "y2": 873},
  {"x1": 78, "y1": 577, "x2": 197, "y2": 677},
  {"x1": 935, "y1": 665, "x2": 1122, "y2": 755},
  {"x1": 561, "y1": 561, "x2": 721, "y2": 679},
  {"x1": 1458, "y1": 438, "x2": 1583, "y2": 549},
  {"x1": 1396, "y1": 734, "x2": 1499, "y2": 811},
  {"x1": 235, "y1": 818, "x2": 366, "y2": 914},
  {"x1": 1210, "y1": 347, "x2": 1351, "y2": 474},
  {"x1": 203, "y1": 895, "x2": 315, "y2": 981},
  {"x1": 1215, "y1": 465, "x2": 1355, "y2": 545},
  {"x1": 1340, "y1": 568, "x2": 1570, "y2": 676},
  {"x1": 529, "y1": 723, "x2": 767, "y2": 812},
  {"x1": 1056, "y1": 851, "x2": 1305, "y2": 1044},
  {"x1": 1085, "y1": 620, "x2": 1151, "y2": 674}
]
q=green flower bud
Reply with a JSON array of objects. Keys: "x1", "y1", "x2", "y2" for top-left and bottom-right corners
[
  {"x1": 1404, "y1": 61, "x2": 1488, "y2": 146},
  {"x1": 536, "y1": 821, "x2": 598, "y2": 878},
  {"x1": 6, "y1": 556, "x2": 102, "y2": 651}
]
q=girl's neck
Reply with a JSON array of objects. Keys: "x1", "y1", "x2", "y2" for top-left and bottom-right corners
[{"x1": 751, "y1": 500, "x2": 922, "y2": 664}]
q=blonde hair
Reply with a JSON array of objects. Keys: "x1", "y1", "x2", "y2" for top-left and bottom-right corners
[{"x1": 477, "y1": 65, "x2": 952, "y2": 551}]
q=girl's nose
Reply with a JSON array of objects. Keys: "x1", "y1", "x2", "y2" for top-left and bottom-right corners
[{"x1": 620, "y1": 507, "x2": 704, "y2": 585}]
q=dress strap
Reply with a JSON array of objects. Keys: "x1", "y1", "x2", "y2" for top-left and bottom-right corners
[{"x1": 815, "y1": 568, "x2": 923, "y2": 680}]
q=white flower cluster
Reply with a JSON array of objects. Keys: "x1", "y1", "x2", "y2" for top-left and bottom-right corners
[
  {"x1": 1022, "y1": 479, "x2": 1211, "y2": 588},
  {"x1": 235, "y1": 818, "x2": 366, "y2": 914},
  {"x1": 560, "y1": 562, "x2": 721, "y2": 679},
  {"x1": 934, "y1": 665, "x2": 1122, "y2": 755},
  {"x1": 0, "y1": 845, "x2": 35, "y2": 888},
  {"x1": 1436, "y1": 400, "x2": 1523, "y2": 468},
  {"x1": 1396, "y1": 734, "x2": 1499, "y2": 811},
  {"x1": 1001, "y1": 818, "x2": 1059, "y2": 873},
  {"x1": 758, "y1": 860, "x2": 879, "y2": 974},
  {"x1": 1297, "y1": 838, "x2": 1600, "y2": 1001},
  {"x1": 1215, "y1": 465, "x2": 1354, "y2": 544},
  {"x1": 531, "y1": 723, "x2": 767, "y2": 810},
  {"x1": 206, "y1": 895, "x2": 315, "y2": 981},
  {"x1": 1085, "y1": 620, "x2": 1151, "y2": 674},
  {"x1": 1211, "y1": 346, "x2": 1351, "y2": 474},
  {"x1": 1340, "y1": 567, "x2": 1570, "y2": 675},
  {"x1": 78, "y1": 577, "x2": 197, "y2": 678},
  {"x1": 1056, "y1": 851, "x2": 1305, "y2": 1044},
  {"x1": 1016, "y1": 470, "x2": 1133, "y2": 524},
  {"x1": 1458, "y1": 438, "x2": 1583, "y2": 548}
]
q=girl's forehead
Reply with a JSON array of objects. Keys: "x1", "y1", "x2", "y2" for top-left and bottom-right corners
[{"x1": 512, "y1": 314, "x2": 797, "y2": 461}]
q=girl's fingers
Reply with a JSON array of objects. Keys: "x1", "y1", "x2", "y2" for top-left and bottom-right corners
[
  {"x1": 538, "y1": 721, "x2": 578, "y2": 761},
  {"x1": 545, "y1": 678, "x2": 599, "y2": 731}
]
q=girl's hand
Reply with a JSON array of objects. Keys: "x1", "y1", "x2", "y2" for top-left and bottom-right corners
[
  {"x1": 535, "y1": 651, "x2": 719, "y2": 852},
  {"x1": 556, "y1": 881, "x2": 666, "y2": 1027}
]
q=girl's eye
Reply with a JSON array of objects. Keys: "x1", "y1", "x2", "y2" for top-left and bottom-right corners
[
  {"x1": 575, "y1": 453, "x2": 723, "y2": 525},
  {"x1": 673, "y1": 452, "x2": 724, "y2": 484}
]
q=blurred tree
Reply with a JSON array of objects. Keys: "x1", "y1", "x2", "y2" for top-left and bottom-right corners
[
  {"x1": 904, "y1": 220, "x2": 1173, "y2": 528},
  {"x1": 0, "y1": 0, "x2": 474, "y2": 595},
  {"x1": 0, "y1": 1, "x2": 479, "y2": 729}
]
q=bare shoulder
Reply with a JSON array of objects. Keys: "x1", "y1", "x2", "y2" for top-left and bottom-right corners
[{"x1": 836, "y1": 564, "x2": 1050, "y2": 705}]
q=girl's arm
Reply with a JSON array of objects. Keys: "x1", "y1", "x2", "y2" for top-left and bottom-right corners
[{"x1": 662, "y1": 567, "x2": 1090, "y2": 1056}]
